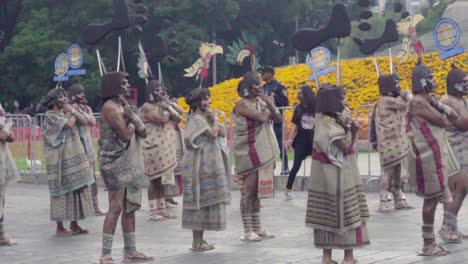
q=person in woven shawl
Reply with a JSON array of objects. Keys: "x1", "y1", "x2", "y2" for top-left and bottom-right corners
[
  {"x1": 98, "y1": 72, "x2": 153, "y2": 264},
  {"x1": 0, "y1": 103, "x2": 20, "y2": 246},
  {"x1": 406, "y1": 61, "x2": 459, "y2": 256},
  {"x1": 233, "y1": 71, "x2": 281, "y2": 242},
  {"x1": 41, "y1": 88, "x2": 94, "y2": 237},
  {"x1": 139, "y1": 80, "x2": 182, "y2": 221},
  {"x1": 164, "y1": 96, "x2": 186, "y2": 206},
  {"x1": 182, "y1": 88, "x2": 230, "y2": 251},
  {"x1": 306, "y1": 84, "x2": 370, "y2": 264},
  {"x1": 68, "y1": 83, "x2": 105, "y2": 216},
  {"x1": 438, "y1": 65, "x2": 468, "y2": 243},
  {"x1": 374, "y1": 74, "x2": 414, "y2": 212}
]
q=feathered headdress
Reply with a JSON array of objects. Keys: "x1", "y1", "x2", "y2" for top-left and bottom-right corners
[{"x1": 226, "y1": 31, "x2": 261, "y2": 71}]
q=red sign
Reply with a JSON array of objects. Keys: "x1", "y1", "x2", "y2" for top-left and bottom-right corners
[{"x1": 127, "y1": 88, "x2": 138, "y2": 105}]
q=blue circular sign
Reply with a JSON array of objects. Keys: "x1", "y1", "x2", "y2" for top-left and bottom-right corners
[
  {"x1": 433, "y1": 18, "x2": 461, "y2": 51},
  {"x1": 67, "y1": 44, "x2": 83, "y2": 69},
  {"x1": 306, "y1": 47, "x2": 332, "y2": 71},
  {"x1": 54, "y1": 53, "x2": 69, "y2": 77}
]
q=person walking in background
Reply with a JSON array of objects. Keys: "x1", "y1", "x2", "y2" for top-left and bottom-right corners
[
  {"x1": 260, "y1": 66, "x2": 289, "y2": 176},
  {"x1": 284, "y1": 85, "x2": 315, "y2": 200}
]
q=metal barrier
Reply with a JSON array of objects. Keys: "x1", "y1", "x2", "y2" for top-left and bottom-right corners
[
  {"x1": 355, "y1": 104, "x2": 382, "y2": 188},
  {"x1": 7, "y1": 104, "x2": 381, "y2": 186},
  {"x1": 5, "y1": 114, "x2": 38, "y2": 184}
]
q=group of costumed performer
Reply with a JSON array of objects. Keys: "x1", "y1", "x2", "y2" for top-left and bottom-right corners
[
  {"x1": 292, "y1": 3, "x2": 370, "y2": 264},
  {"x1": 97, "y1": 71, "x2": 153, "y2": 263},
  {"x1": 41, "y1": 88, "x2": 95, "y2": 237},
  {"x1": 0, "y1": 103, "x2": 20, "y2": 246},
  {"x1": 233, "y1": 71, "x2": 281, "y2": 242},
  {"x1": 181, "y1": 88, "x2": 230, "y2": 251},
  {"x1": 139, "y1": 79, "x2": 183, "y2": 221},
  {"x1": 374, "y1": 74, "x2": 414, "y2": 212},
  {"x1": 406, "y1": 60, "x2": 461, "y2": 256},
  {"x1": 68, "y1": 84, "x2": 106, "y2": 216}
]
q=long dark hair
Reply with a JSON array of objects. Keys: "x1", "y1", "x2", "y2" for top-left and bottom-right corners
[{"x1": 300, "y1": 85, "x2": 316, "y2": 115}]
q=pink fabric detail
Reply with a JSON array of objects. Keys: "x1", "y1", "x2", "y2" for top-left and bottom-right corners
[
  {"x1": 356, "y1": 226, "x2": 363, "y2": 245},
  {"x1": 419, "y1": 122, "x2": 446, "y2": 190},
  {"x1": 246, "y1": 118, "x2": 261, "y2": 167},
  {"x1": 312, "y1": 148, "x2": 331, "y2": 164}
]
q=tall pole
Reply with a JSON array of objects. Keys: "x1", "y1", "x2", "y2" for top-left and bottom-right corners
[
  {"x1": 295, "y1": 16, "x2": 299, "y2": 64},
  {"x1": 212, "y1": 31, "x2": 217, "y2": 86}
]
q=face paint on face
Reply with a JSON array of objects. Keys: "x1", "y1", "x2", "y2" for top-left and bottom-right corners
[
  {"x1": 57, "y1": 95, "x2": 69, "y2": 109},
  {"x1": 199, "y1": 96, "x2": 211, "y2": 112},
  {"x1": 426, "y1": 74, "x2": 437, "y2": 91},
  {"x1": 76, "y1": 90, "x2": 86, "y2": 104},
  {"x1": 121, "y1": 78, "x2": 131, "y2": 97},
  {"x1": 153, "y1": 86, "x2": 166, "y2": 101},
  {"x1": 250, "y1": 82, "x2": 263, "y2": 96}
]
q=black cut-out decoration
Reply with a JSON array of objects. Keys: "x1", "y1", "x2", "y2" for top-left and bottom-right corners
[
  {"x1": 358, "y1": 0, "x2": 370, "y2": 8},
  {"x1": 135, "y1": 15, "x2": 147, "y2": 25},
  {"x1": 83, "y1": 0, "x2": 131, "y2": 45},
  {"x1": 360, "y1": 10, "x2": 373, "y2": 20},
  {"x1": 135, "y1": 4, "x2": 147, "y2": 14},
  {"x1": 394, "y1": 2, "x2": 403, "y2": 13},
  {"x1": 354, "y1": 19, "x2": 399, "y2": 55},
  {"x1": 359, "y1": 22, "x2": 372, "y2": 31},
  {"x1": 291, "y1": 4, "x2": 351, "y2": 51},
  {"x1": 401, "y1": 11, "x2": 409, "y2": 19}
]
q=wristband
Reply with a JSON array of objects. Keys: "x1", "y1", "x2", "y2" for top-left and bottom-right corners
[{"x1": 133, "y1": 118, "x2": 146, "y2": 133}]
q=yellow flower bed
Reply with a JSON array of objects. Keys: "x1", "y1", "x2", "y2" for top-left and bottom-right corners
[{"x1": 178, "y1": 53, "x2": 468, "y2": 137}]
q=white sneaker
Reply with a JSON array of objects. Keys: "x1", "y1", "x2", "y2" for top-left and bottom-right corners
[{"x1": 285, "y1": 190, "x2": 293, "y2": 201}]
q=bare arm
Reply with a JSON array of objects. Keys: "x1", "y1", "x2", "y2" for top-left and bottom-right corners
[
  {"x1": 202, "y1": 112, "x2": 220, "y2": 140},
  {"x1": 449, "y1": 101, "x2": 468, "y2": 131},
  {"x1": 167, "y1": 105, "x2": 182, "y2": 123},
  {"x1": 140, "y1": 104, "x2": 170, "y2": 125},
  {"x1": 64, "y1": 105, "x2": 88, "y2": 127},
  {"x1": 84, "y1": 106, "x2": 97, "y2": 126},
  {"x1": 234, "y1": 100, "x2": 270, "y2": 124},
  {"x1": 386, "y1": 98, "x2": 407, "y2": 111},
  {"x1": 412, "y1": 100, "x2": 450, "y2": 128},
  {"x1": 169, "y1": 102, "x2": 185, "y2": 115},
  {"x1": 259, "y1": 94, "x2": 282, "y2": 123},
  {"x1": 104, "y1": 103, "x2": 135, "y2": 143}
]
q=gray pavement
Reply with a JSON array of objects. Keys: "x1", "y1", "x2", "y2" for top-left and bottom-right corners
[{"x1": 1, "y1": 183, "x2": 468, "y2": 264}]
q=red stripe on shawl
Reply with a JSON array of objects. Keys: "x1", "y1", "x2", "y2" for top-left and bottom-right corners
[
  {"x1": 406, "y1": 113, "x2": 413, "y2": 133},
  {"x1": 412, "y1": 142, "x2": 425, "y2": 195},
  {"x1": 247, "y1": 118, "x2": 261, "y2": 167},
  {"x1": 312, "y1": 147, "x2": 355, "y2": 164},
  {"x1": 356, "y1": 226, "x2": 363, "y2": 244},
  {"x1": 419, "y1": 122, "x2": 446, "y2": 190}
]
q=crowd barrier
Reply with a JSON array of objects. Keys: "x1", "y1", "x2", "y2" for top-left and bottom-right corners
[{"x1": 6, "y1": 105, "x2": 379, "y2": 184}]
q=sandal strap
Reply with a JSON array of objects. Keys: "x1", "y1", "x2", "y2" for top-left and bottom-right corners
[{"x1": 99, "y1": 255, "x2": 115, "y2": 264}]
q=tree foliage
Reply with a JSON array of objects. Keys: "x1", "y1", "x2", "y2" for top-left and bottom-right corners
[{"x1": 0, "y1": 0, "x2": 449, "y2": 110}]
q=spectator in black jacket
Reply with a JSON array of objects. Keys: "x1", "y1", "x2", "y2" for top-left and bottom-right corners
[{"x1": 259, "y1": 66, "x2": 289, "y2": 175}]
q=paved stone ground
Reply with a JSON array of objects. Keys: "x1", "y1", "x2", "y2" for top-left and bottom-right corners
[{"x1": 1, "y1": 183, "x2": 468, "y2": 264}]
